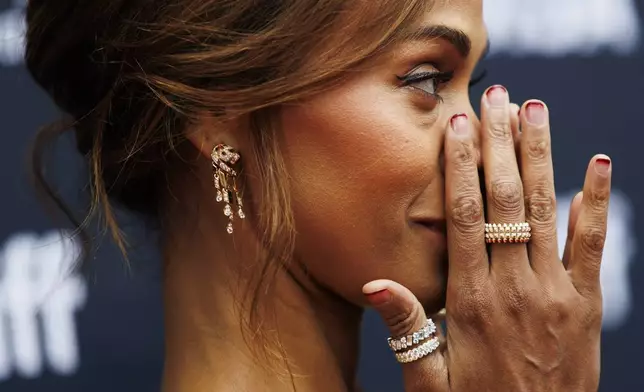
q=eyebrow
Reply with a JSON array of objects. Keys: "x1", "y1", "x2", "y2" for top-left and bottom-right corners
[{"x1": 406, "y1": 25, "x2": 482, "y2": 59}]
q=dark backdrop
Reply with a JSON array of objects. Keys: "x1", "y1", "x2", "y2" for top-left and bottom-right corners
[{"x1": 0, "y1": 0, "x2": 642, "y2": 391}]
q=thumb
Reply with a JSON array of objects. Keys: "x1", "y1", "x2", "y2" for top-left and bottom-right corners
[{"x1": 363, "y1": 279, "x2": 449, "y2": 392}]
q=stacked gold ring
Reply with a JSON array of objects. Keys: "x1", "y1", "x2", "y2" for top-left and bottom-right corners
[{"x1": 484, "y1": 222, "x2": 532, "y2": 244}]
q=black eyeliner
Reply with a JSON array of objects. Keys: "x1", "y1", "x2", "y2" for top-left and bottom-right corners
[{"x1": 397, "y1": 70, "x2": 454, "y2": 86}]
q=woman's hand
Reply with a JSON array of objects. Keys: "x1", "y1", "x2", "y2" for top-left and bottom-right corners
[{"x1": 364, "y1": 85, "x2": 611, "y2": 392}]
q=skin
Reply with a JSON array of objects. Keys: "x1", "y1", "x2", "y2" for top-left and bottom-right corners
[{"x1": 163, "y1": 0, "x2": 611, "y2": 391}]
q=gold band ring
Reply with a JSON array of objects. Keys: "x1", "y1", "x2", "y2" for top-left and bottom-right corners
[{"x1": 485, "y1": 222, "x2": 532, "y2": 244}]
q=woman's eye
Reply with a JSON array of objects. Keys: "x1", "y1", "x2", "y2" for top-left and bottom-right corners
[
  {"x1": 397, "y1": 70, "x2": 454, "y2": 99},
  {"x1": 410, "y1": 77, "x2": 438, "y2": 95}
]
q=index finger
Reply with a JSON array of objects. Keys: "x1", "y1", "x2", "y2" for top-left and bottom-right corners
[{"x1": 444, "y1": 113, "x2": 488, "y2": 285}]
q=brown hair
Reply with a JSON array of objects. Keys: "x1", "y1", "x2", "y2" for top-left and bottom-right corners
[{"x1": 25, "y1": 0, "x2": 430, "y2": 372}]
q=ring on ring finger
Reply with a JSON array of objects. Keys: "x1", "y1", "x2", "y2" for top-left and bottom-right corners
[{"x1": 484, "y1": 222, "x2": 532, "y2": 244}]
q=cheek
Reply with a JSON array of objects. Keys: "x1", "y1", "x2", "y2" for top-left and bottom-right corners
[
  {"x1": 282, "y1": 89, "x2": 436, "y2": 221},
  {"x1": 281, "y1": 84, "x2": 442, "y2": 199},
  {"x1": 279, "y1": 81, "x2": 444, "y2": 298}
]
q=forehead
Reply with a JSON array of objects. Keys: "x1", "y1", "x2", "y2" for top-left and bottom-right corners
[
  {"x1": 417, "y1": 0, "x2": 487, "y2": 45},
  {"x1": 428, "y1": 0, "x2": 484, "y2": 20}
]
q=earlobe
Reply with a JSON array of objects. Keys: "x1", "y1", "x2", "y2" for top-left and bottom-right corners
[
  {"x1": 184, "y1": 113, "x2": 243, "y2": 160},
  {"x1": 184, "y1": 114, "x2": 248, "y2": 234}
]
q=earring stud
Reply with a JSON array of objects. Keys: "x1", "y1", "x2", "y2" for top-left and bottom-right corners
[{"x1": 211, "y1": 144, "x2": 245, "y2": 234}]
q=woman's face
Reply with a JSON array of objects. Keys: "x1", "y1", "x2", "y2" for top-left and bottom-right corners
[{"x1": 279, "y1": 0, "x2": 487, "y2": 312}]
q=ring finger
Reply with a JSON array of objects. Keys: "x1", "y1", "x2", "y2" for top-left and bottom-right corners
[{"x1": 480, "y1": 86, "x2": 529, "y2": 273}]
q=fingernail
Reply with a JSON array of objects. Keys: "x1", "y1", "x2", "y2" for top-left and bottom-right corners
[
  {"x1": 525, "y1": 101, "x2": 546, "y2": 125},
  {"x1": 595, "y1": 157, "x2": 611, "y2": 176},
  {"x1": 450, "y1": 113, "x2": 469, "y2": 135},
  {"x1": 486, "y1": 85, "x2": 508, "y2": 107},
  {"x1": 365, "y1": 289, "x2": 391, "y2": 306}
]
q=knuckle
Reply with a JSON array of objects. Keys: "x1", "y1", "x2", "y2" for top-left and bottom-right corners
[
  {"x1": 501, "y1": 280, "x2": 531, "y2": 315},
  {"x1": 449, "y1": 193, "x2": 484, "y2": 232},
  {"x1": 451, "y1": 140, "x2": 476, "y2": 168},
  {"x1": 587, "y1": 188, "x2": 610, "y2": 211},
  {"x1": 526, "y1": 186, "x2": 557, "y2": 226},
  {"x1": 489, "y1": 179, "x2": 523, "y2": 217},
  {"x1": 543, "y1": 295, "x2": 572, "y2": 326},
  {"x1": 526, "y1": 139, "x2": 550, "y2": 161},
  {"x1": 580, "y1": 227, "x2": 606, "y2": 257},
  {"x1": 488, "y1": 121, "x2": 512, "y2": 141},
  {"x1": 451, "y1": 288, "x2": 494, "y2": 327},
  {"x1": 384, "y1": 302, "x2": 422, "y2": 337}
]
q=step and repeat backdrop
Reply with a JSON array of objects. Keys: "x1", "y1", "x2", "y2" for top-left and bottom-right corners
[{"x1": 0, "y1": 0, "x2": 642, "y2": 391}]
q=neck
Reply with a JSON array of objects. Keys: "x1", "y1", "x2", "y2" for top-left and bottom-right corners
[{"x1": 161, "y1": 215, "x2": 364, "y2": 392}]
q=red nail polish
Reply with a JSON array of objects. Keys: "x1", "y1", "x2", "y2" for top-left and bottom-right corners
[
  {"x1": 365, "y1": 289, "x2": 391, "y2": 306},
  {"x1": 595, "y1": 157, "x2": 611, "y2": 176},
  {"x1": 450, "y1": 113, "x2": 469, "y2": 135},
  {"x1": 526, "y1": 101, "x2": 544, "y2": 109},
  {"x1": 486, "y1": 85, "x2": 508, "y2": 106},
  {"x1": 525, "y1": 101, "x2": 546, "y2": 125},
  {"x1": 486, "y1": 85, "x2": 507, "y2": 95}
]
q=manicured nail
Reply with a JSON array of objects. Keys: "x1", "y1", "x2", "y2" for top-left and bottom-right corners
[
  {"x1": 595, "y1": 157, "x2": 611, "y2": 176},
  {"x1": 450, "y1": 113, "x2": 469, "y2": 135},
  {"x1": 525, "y1": 101, "x2": 546, "y2": 125},
  {"x1": 486, "y1": 85, "x2": 508, "y2": 107},
  {"x1": 365, "y1": 289, "x2": 391, "y2": 306}
]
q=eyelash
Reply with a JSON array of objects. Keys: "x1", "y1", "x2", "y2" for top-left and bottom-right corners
[
  {"x1": 398, "y1": 67, "x2": 488, "y2": 101},
  {"x1": 397, "y1": 70, "x2": 454, "y2": 102}
]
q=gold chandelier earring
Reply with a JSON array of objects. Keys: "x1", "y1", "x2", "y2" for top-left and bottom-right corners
[{"x1": 211, "y1": 143, "x2": 245, "y2": 234}]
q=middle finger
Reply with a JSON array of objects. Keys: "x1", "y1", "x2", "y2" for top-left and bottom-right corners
[{"x1": 480, "y1": 86, "x2": 530, "y2": 273}]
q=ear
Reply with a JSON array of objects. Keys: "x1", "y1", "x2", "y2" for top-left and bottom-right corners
[{"x1": 184, "y1": 113, "x2": 246, "y2": 159}]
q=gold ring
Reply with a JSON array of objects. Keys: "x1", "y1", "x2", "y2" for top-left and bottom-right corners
[{"x1": 485, "y1": 222, "x2": 531, "y2": 244}]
